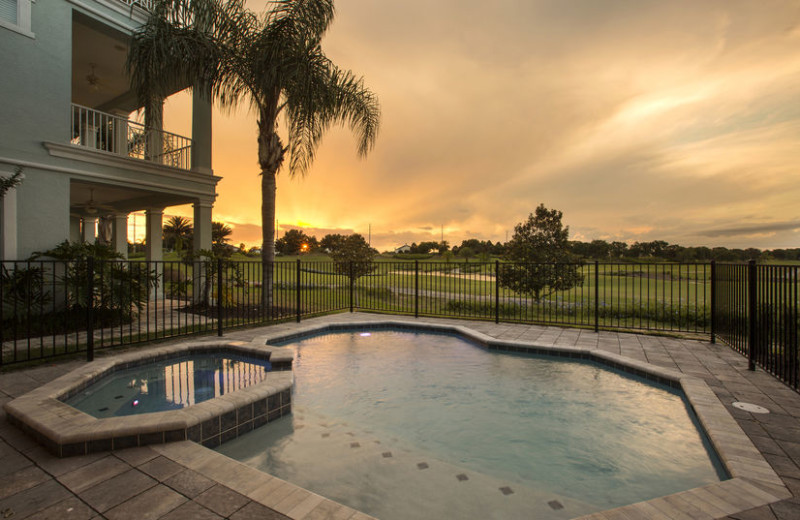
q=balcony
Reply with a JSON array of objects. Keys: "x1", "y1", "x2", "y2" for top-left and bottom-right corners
[
  {"x1": 117, "y1": 0, "x2": 153, "y2": 11},
  {"x1": 70, "y1": 104, "x2": 192, "y2": 170}
]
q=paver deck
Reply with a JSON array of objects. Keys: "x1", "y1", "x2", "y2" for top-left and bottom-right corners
[{"x1": 2, "y1": 312, "x2": 800, "y2": 519}]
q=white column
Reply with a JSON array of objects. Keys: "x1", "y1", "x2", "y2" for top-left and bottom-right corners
[
  {"x1": 193, "y1": 200, "x2": 213, "y2": 254},
  {"x1": 192, "y1": 200, "x2": 213, "y2": 304},
  {"x1": 109, "y1": 109, "x2": 130, "y2": 158},
  {"x1": 82, "y1": 217, "x2": 96, "y2": 243},
  {"x1": 112, "y1": 214, "x2": 128, "y2": 259},
  {"x1": 145, "y1": 208, "x2": 164, "y2": 300},
  {"x1": 69, "y1": 216, "x2": 81, "y2": 243},
  {"x1": 191, "y1": 90, "x2": 213, "y2": 175},
  {"x1": 145, "y1": 208, "x2": 163, "y2": 262},
  {"x1": 1, "y1": 179, "x2": 18, "y2": 259}
]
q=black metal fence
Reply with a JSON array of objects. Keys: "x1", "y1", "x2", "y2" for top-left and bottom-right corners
[
  {"x1": 1, "y1": 258, "x2": 797, "y2": 392},
  {"x1": 714, "y1": 261, "x2": 799, "y2": 390}
]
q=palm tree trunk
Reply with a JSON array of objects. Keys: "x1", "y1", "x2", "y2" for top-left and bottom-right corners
[
  {"x1": 258, "y1": 102, "x2": 284, "y2": 314},
  {"x1": 261, "y1": 169, "x2": 277, "y2": 312}
]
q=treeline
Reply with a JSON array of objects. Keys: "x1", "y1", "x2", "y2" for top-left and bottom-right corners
[
  {"x1": 426, "y1": 238, "x2": 798, "y2": 263},
  {"x1": 269, "y1": 228, "x2": 800, "y2": 263},
  {"x1": 568, "y1": 240, "x2": 800, "y2": 262}
]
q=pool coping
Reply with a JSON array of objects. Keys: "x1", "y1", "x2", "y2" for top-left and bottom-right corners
[
  {"x1": 247, "y1": 318, "x2": 791, "y2": 519},
  {"x1": 3, "y1": 318, "x2": 792, "y2": 519},
  {"x1": 3, "y1": 338, "x2": 294, "y2": 457}
]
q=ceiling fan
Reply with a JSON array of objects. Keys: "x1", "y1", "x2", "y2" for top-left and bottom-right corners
[
  {"x1": 86, "y1": 63, "x2": 103, "y2": 92},
  {"x1": 72, "y1": 188, "x2": 115, "y2": 216}
]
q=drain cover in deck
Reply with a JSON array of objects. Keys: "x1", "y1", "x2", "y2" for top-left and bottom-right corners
[{"x1": 732, "y1": 402, "x2": 769, "y2": 414}]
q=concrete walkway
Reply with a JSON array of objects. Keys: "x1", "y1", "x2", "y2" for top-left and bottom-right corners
[{"x1": 1, "y1": 312, "x2": 799, "y2": 519}]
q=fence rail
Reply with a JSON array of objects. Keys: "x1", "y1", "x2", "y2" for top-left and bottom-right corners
[{"x1": 1, "y1": 258, "x2": 797, "y2": 391}]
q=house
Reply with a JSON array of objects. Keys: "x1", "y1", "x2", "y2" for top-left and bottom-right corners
[
  {"x1": 0, "y1": 0, "x2": 220, "y2": 261},
  {"x1": 394, "y1": 244, "x2": 411, "y2": 254}
]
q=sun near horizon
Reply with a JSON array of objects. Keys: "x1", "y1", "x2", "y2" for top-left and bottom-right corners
[{"x1": 153, "y1": 0, "x2": 800, "y2": 253}]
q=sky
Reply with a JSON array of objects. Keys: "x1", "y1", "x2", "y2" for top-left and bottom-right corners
[{"x1": 160, "y1": 0, "x2": 800, "y2": 252}]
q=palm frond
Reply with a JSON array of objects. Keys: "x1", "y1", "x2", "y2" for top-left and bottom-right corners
[{"x1": 283, "y1": 45, "x2": 380, "y2": 176}]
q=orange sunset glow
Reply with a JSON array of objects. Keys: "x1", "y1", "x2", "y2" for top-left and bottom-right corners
[{"x1": 159, "y1": 0, "x2": 800, "y2": 252}]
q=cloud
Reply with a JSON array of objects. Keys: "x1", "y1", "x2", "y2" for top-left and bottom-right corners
[
  {"x1": 697, "y1": 221, "x2": 800, "y2": 238},
  {"x1": 166, "y1": 0, "x2": 800, "y2": 253}
]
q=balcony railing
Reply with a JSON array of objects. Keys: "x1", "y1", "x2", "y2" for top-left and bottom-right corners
[
  {"x1": 118, "y1": 0, "x2": 153, "y2": 11},
  {"x1": 70, "y1": 104, "x2": 192, "y2": 170}
]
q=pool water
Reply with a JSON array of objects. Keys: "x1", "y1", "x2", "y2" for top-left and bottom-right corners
[
  {"x1": 217, "y1": 330, "x2": 725, "y2": 519},
  {"x1": 65, "y1": 353, "x2": 271, "y2": 418}
]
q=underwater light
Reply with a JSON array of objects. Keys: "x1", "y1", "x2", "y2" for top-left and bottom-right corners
[{"x1": 360, "y1": 332, "x2": 371, "y2": 337}]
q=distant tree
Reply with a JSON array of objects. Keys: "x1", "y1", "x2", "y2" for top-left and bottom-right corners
[
  {"x1": 609, "y1": 241, "x2": 628, "y2": 259},
  {"x1": 589, "y1": 240, "x2": 611, "y2": 259},
  {"x1": 163, "y1": 216, "x2": 193, "y2": 253},
  {"x1": 498, "y1": 204, "x2": 584, "y2": 301},
  {"x1": 411, "y1": 241, "x2": 439, "y2": 254},
  {"x1": 692, "y1": 246, "x2": 713, "y2": 261},
  {"x1": 491, "y1": 241, "x2": 507, "y2": 256},
  {"x1": 744, "y1": 248, "x2": 762, "y2": 261},
  {"x1": 212, "y1": 222, "x2": 233, "y2": 245},
  {"x1": 457, "y1": 246, "x2": 475, "y2": 259},
  {"x1": 320, "y1": 233, "x2": 346, "y2": 253},
  {"x1": 276, "y1": 229, "x2": 315, "y2": 255},
  {"x1": 329, "y1": 234, "x2": 376, "y2": 283},
  {"x1": 437, "y1": 240, "x2": 450, "y2": 254}
]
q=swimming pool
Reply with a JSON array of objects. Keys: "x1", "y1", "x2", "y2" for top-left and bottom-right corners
[
  {"x1": 218, "y1": 329, "x2": 726, "y2": 519},
  {"x1": 64, "y1": 352, "x2": 272, "y2": 418}
]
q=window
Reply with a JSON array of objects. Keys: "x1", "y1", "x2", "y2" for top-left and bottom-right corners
[
  {"x1": 0, "y1": 0, "x2": 33, "y2": 38},
  {"x1": 0, "y1": 0, "x2": 17, "y2": 24}
]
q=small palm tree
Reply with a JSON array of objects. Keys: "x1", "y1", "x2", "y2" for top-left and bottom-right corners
[
  {"x1": 128, "y1": 0, "x2": 380, "y2": 309},
  {"x1": 163, "y1": 215, "x2": 193, "y2": 253},
  {"x1": 212, "y1": 221, "x2": 233, "y2": 245}
]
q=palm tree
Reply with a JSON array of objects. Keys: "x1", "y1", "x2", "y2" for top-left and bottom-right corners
[
  {"x1": 163, "y1": 215, "x2": 193, "y2": 253},
  {"x1": 127, "y1": 0, "x2": 380, "y2": 309},
  {"x1": 212, "y1": 221, "x2": 233, "y2": 245}
]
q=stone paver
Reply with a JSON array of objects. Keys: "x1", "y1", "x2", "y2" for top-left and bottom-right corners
[
  {"x1": 229, "y1": 501, "x2": 292, "y2": 520},
  {"x1": 57, "y1": 455, "x2": 130, "y2": 493},
  {"x1": 160, "y1": 500, "x2": 224, "y2": 520},
  {"x1": 139, "y1": 456, "x2": 186, "y2": 482},
  {"x1": 104, "y1": 484, "x2": 187, "y2": 520},
  {"x1": 26, "y1": 495, "x2": 99, "y2": 520},
  {"x1": 194, "y1": 484, "x2": 251, "y2": 517},
  {"x1": 164, "y1": 469, "x2": 217, "y2": 498},
  {"x1": 78, "y1": 468, "x2": 157, "y2": 513},
  {"x1": 0, "y1": 479, "x2": 72, "y2": 519},
  {"x1": 0, "y1": 464, "x2": 49, "y2": 499},
  {"x1": 1, "y1": 312, "x2": 799, "y2": 519}
]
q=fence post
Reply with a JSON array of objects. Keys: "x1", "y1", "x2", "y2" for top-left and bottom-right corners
[
  {"x1": 495, "y1": 260, "x2": 500, "y2": 324},
  {"x1": 86, "y1": 256, "x2": 95, "y2": 362},
  {"x1": 296, "y1": 259, "x2": 301, "y2": 323},
  {"x1": 748, "y1": 259, "x2": 757, "y2": 371},
  {"x1": 710, "y1": 260, "x2": 716, "y2": 343},
  {"x1": 217, "y1": 258, "x2": 223, "y2": 337},
  {"x1": 594, "y1": 261, "x2": 599, "y2": 333},
  {"x1": 414, "y1": 260, "x2": 419, "y2": 318},
  {"x1": 0, "y1": 261, "x2": 3, "y2": 369},
  {"x1": 349, "y1": 261, "x2": 354, "y2": 313}
]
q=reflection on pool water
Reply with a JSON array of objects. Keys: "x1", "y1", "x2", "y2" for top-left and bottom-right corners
[
  {"x1": 218, "y1": 330, "x2": 725, "y2": 520},
  {"x1": 65, "y1": 353, "x2": 271, "y2": 418}
]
